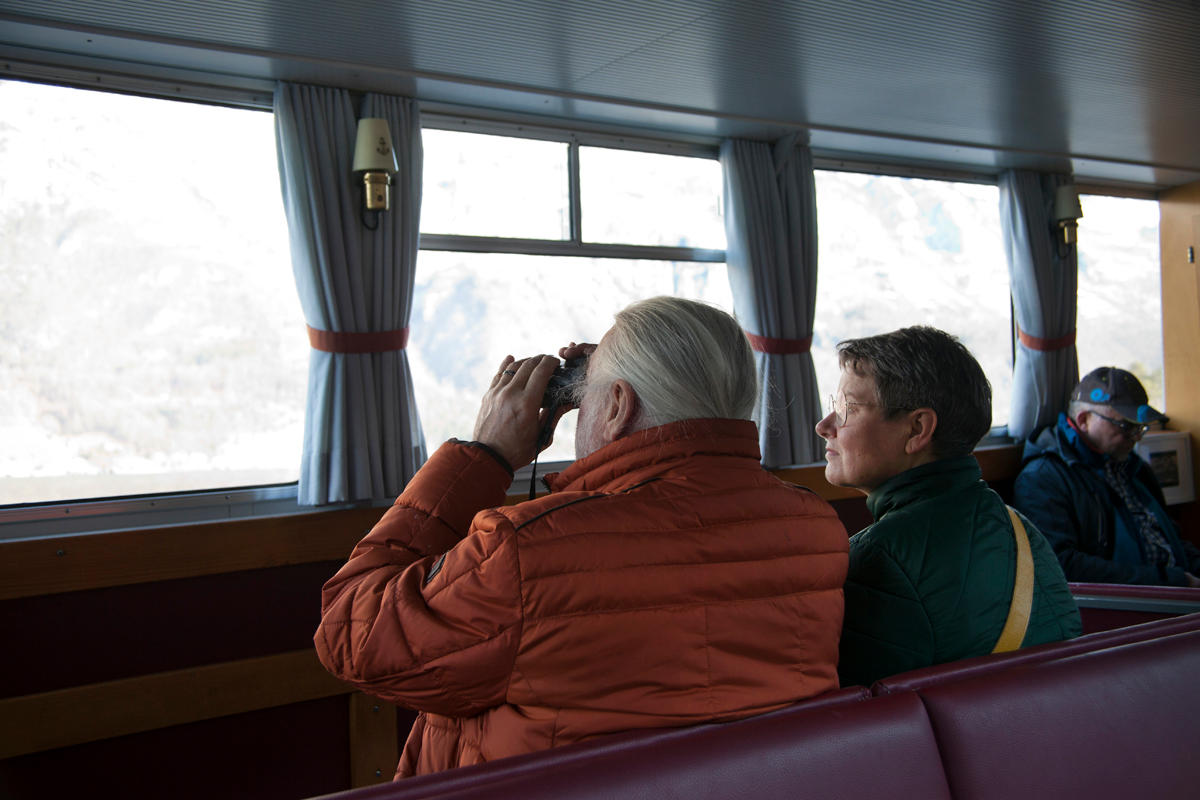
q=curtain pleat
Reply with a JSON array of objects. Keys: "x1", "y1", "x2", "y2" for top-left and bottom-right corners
[
  {"x1": 720, "y1": 134, "x2": 823, "y2": 466},
  {"x1": 274, "y1": 82, "x2": 426, "y2": 505},
  {"x1": 362, "y1": 91, "x2": 426, "y2": 496},
  {"x1": 999, "y1": 169, "x2": 1079, "y2": 440}
]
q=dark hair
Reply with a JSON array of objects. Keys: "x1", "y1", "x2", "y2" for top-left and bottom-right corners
[{"x1": 837, "y1": 326, "x2": 992, "y2": 458}]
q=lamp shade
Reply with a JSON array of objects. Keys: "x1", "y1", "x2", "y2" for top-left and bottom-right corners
[
  {"x1": 1053, "y1": 184, "x2": 1083, "y2": 222},
  {"x1": 352, "y1": 118, "x2": 399, "y2": 173}
]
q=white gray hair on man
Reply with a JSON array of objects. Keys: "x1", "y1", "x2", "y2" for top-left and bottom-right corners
[
  {"x1": 1068, "y1": 399, "x2": 1102, "y2": 420},
  {"x1": 590, "y1": 296, "x2": 758, "y2": 426}
]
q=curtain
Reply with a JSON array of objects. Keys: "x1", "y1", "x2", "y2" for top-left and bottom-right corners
[
  {"x1": 720, "y1": 133, "x2": 823, "y2": 466},
  {"x1": 274, "y1": 82, "x2": 426, "y2": 505},
  {"x1": 999, "y1": 169, "x2": 1079, "y2": 441}
]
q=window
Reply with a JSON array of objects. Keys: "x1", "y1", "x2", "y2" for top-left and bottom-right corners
[
  {"x1": 422, "y1": 130, "x2": 569, "y2": 239},
  {"x1": 578, "y1": 146, "x2": 725, "y2": 248},
  {"x1": 0, "y1": 80, "x2": 306, "y2": 506},
  {"x1": 812, "y1": 171, "x2": 1013, "y2": 427},
  {"x1": 1076, "y1": 194, "x2": 1163, "y2": 409},
  {"x1": 412, "y1": 127, "x2": 728, "y2": 463}
]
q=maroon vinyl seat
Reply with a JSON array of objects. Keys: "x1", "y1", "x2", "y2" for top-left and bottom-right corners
[
  {"x1": 312, "y1": 615, "x2": 1199, "y2": 800},
  {"x1": 1069, "y1": 582, "x2": 1200, "y2": 632},
  {"x1": 412, "y1": 692, "x2": 950, "y2": 800},
  {"x1": 918, "y1": 628, "x2": 1200, "y2": 800},
  {"x1": 312, "y1": 687, "x2": 951, "y2": 800},
  {"x1": 871, "y1": 610, "x2": 1200, "y2": 695},
  {"x1": 1069, "y1": 582, "x2": 1200, "y2": 603}
]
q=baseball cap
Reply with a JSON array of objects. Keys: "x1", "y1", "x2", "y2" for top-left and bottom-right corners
[{"x1": 1072, "y1": 367, "x2": 1168, "y2": 424}]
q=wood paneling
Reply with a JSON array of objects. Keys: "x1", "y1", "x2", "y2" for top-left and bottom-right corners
[
  {"x1": 770, "y1": 464, "x2": 862, "y2": 500},
  {"x1": 349, "y1": 692, "x2": 400, "y2": 787},
  {"x1": 773, "y1": 445, "x2": 1021, "y2": 500},
  {"x1": 0, "y1": 506, "x2": 384, "y2": 600},
  {"x1": 1, "y1": 561, "x2": 338, "y2": 697},
  {"x1": 0, "y1": 648, "x2": 350, "y2": 759},
  {"x1": 0, "y1": 442, "x2": 1025, "y2": 779},
  {"x1": 1160, "y1": 181, "x2": 1200, "y2": 501}
]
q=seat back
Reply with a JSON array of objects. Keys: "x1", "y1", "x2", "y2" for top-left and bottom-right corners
[
  {"x1": 312, "y1": 688, "x2": 953, "y2": 800},
  {"x1": 918, "y1": 629, "x2": 1200, "y2": 800},
  {"x1": 871, "y1": 610, "x2": 1200, "y2": 695},
  {"x1": 414, "y1": 692, "x2": 946, "y2": 800},
  {"x1": 314, "y1": 621, "x2": 1200, "y2": 800},
  {"x1": 1070, "y1": 582, "x2": 1200, "y2": 632}
]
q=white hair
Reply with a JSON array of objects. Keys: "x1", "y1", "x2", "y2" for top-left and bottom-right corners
[
  {"x1": 1069, "y1": 399, "x2": 1105, "y2": 420},
  {"x1": 589, "y1": 296, "x2": 758, "y2": 426}
]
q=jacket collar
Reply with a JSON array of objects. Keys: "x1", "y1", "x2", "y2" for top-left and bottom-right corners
[
  {"x1": 545, "y1": 418, "x2": 762, "y2": 494},
  {"x1": 1025, "y1": 413, "x2": 1143, "y2": 484},
  {"x1": 1057, "y1": 412, "x2": 1133, "y2": 472},
  {"x1": 1023, "y1": 413, "x2": 1090, "y2": 464},
  {"x1": 865, "y1": 455, "x2": 982, "y2": 521}
]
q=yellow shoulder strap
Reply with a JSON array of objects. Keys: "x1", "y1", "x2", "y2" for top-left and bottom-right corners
[{"x1": 992, "y1": 506, "x2": 1035, "y2": 653}]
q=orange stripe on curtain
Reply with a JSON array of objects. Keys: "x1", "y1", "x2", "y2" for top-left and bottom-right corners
[
  {"x1": 744, "y1": 331, "x2": 813, "y2": 355},
  {"x1": 306, "y1": 325, "x2": 409, "y2": 354},
  {"x1": 1017, "y1": 327, "x2": 1075, "y2": 352}
]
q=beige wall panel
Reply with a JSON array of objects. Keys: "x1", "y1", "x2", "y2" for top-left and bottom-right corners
[{"x1": 1159, "y1": 181, "x2": 1200, "y2": 502}]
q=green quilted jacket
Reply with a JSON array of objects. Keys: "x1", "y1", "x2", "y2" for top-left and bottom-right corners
[{"x1": 838, "y1": 456, "x2": 1081, "y2": 687}]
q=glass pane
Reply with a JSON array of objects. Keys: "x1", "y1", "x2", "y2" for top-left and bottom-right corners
[
  {"x1": 1076, "y1": 195, "x2": 1163, "y2": 409},
  {"x1": 0, "y1": 80, "x2": 306, "y2": 504},
  {"x1": 580, "y1": 147, "x2": 725, "y2": 248},
  {"x1": 422, "y1": 129, "x2": 569, "y2": 239},
  {"x1": 409, "y1": 251, "x2": 733, "y2": 462},
  {"x1": 813, "y1": 171, "x2": 1013, "y2": 427}
]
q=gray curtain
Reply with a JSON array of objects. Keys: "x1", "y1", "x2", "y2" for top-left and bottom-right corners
[
  {"x1": 274, "y1": 82, "x2": 426, "y2": 505},
  {"x1": 999, "y1": 169, "x2": 1079, "y2": 440},
  {"x1": 720, "y1": 134, "x2": 823, "y2": 466}
]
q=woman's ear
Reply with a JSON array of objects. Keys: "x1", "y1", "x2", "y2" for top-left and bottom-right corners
[{"x1": 904, "y1": 408, "x2": 938, "y2": 455}]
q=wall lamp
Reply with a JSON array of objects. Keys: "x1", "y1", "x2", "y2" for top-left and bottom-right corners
[
  {"x1": 352, "y1": 117, "x2": 399, "y2": 229},
  {"x1": 1053, "y1": 184, "x2": 1083, "y2": 246}
]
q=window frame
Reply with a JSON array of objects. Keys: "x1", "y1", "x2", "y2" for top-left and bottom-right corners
[
  {"x1": 1073, "y1": 189, "x2": 1165, "y2": 410},
  {"x1": 0, "y1": 71, "x2": 1163, "y2": 536},
  {"x1": 0, "y1": 75, "x2": 319, "y2": 536},
  {"x1": 810, "y1": 159, "x2": 1018, "y2": 443},
  {"x1": 0, "y1": 88, "x2": 734, "y2": 533},
  {"x1": 416, "y1": 114, "x2": 729, "y2": 493},
  {"x1": 419, "y1": 114, "x2": 726, "y2": 263}
]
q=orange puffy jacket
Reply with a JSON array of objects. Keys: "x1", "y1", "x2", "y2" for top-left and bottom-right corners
[{"x1": 315, "y1": 418, "x2": 848, "y2": 778}]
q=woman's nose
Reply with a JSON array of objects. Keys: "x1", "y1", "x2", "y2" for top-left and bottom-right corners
[{"x1": 815, "y1": 411, "x2": 836, "y2": 438}]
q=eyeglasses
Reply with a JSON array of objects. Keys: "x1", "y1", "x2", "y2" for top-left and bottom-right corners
[
  {"x1": 827, "y1": 392, "x2": 916, "y2": 427},
  {"x1": 1092, "y1": 412, "x2": 1149, "y2": 438},
  {"x1": 827, "y1": 393, "x2": 894, "y2": 427}
]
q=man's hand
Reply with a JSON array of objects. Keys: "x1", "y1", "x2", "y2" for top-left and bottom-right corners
[
  {"x1": 545, "y1": 341, "x2": 598, "y2": 415},
  {"x1": 1186, "y1": 572, "x2": 1200, "y2": 588},
  {"x1": 472, "y1": 354, "x2": 561, "y2": 471},
  {"x1": 559, "y1": 341, "x2": 598, "y2": 364}
]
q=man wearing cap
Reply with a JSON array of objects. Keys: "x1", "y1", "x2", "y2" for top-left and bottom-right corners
[{"x1": 1013, "y1": 367, "x2": 1200, "y2": 586}]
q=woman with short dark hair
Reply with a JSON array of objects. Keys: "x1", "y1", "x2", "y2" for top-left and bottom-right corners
[{"x1": 817, "y1": 326, "x2": 1080, "y2": 687}]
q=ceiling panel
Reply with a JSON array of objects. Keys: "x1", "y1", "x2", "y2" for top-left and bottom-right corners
[{"x1": 1, "y1": 0, "x2": 1197, "y2": 188}]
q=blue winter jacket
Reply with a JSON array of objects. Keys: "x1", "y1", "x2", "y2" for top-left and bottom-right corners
[{"x1": 1012, "y1": 414, "x2": 1200, "y2": 586}]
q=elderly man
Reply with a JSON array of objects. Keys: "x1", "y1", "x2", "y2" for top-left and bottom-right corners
[
  {"x1": 1013, "y1": 367, "x2": 1200, "y2": 586},
  {"x1": 817, "y1": 326, "x2": 1079, "y2": 688},
  {"x1": 316, "y1": 296, "x2": 848, "y2": 778}
]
